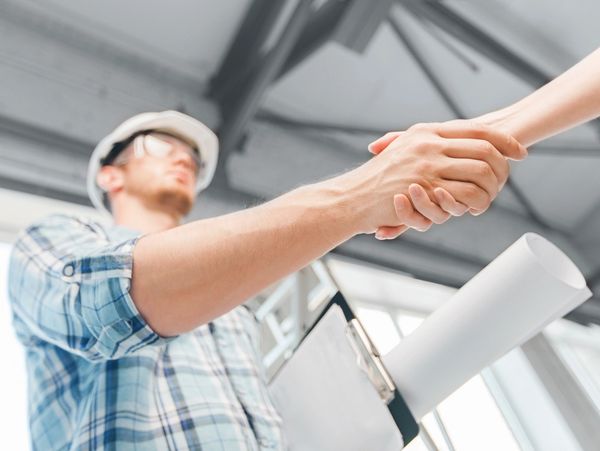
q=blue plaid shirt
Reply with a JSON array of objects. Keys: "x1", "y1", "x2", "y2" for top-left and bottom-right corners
[{"x1": 8, "y1": 214, "x2": 285, "y2": 450}]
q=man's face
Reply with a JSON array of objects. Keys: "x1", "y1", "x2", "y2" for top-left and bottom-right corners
[{"x1": 105, "y1": 132, "x2": 201, "y2": 216}]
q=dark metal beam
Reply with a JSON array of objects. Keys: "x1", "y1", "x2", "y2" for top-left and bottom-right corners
[
  {"x1": 277, "y1": 0, "x2": 349, "y2": 80},
  {"x1": 587, "y1": 268, "x2": 600, "y2": 287},
  {"x1": 400, "y1": 0, "x2": 551, "y2": 87},
  {"x1": 208, "y1": 0, "x2": 287, "y2": 103},
  {"x1": 278, "y1": 0, "x2": 397, "y2": 80},
  {"x1": 387, "y1": 13, "x2": 465, "y2": 118},
  {"x1": 216, "y1": 0, "x2": 315, "y2": 179},
  {"x1": 214, "y1": 0, "x2": 363, "y2": 170},
  {"x1": 565, "y1": 298, "x2": 600, "y2": 327},
  {"x1": 212, "y1": 0, "x2": 397, "y2": 145},
  {"x1": 333, "y1": 0, "x2": 396, "y2": 53}
]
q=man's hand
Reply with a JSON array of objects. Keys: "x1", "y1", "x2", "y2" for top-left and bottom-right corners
[{"x1": 344, "y1": 120, "x2": 527, "y2": 239}]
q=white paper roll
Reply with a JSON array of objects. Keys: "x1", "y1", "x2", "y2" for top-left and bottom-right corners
[{"x1": 383, "y1": 233, "x2": 592, "y2": 421}]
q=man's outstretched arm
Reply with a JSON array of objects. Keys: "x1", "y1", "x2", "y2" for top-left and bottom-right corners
[{"x1": 131, "y1": 122, "x2": 525, "y2": 336}]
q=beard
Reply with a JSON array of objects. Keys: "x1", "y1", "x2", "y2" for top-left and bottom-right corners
[
  {"x1": 155, "y1": 187, "x2": 194, "y2": 216},
  {"x1": 119, "y1": 165, "x2": 196, "y2": 217}
]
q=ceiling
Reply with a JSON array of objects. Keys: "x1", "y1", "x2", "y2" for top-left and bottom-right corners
[{"x1": 1, "y1": 0, "x2": 599, "y2": 323}]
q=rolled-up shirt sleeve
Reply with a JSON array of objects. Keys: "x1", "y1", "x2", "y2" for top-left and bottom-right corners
[{"x1": 9, "y1": 214, "x2": 173, "y2": 361}]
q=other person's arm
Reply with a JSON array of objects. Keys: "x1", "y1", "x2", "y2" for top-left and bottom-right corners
[
  {"x1": 477, "y1": 46, "x2": 600, "y2": 146},
  {"x1": 372, "y1": 47, "x2": 600, "y2": 237}
]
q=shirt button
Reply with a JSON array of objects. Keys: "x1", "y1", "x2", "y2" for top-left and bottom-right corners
[{"x1": 62, "y1": 264, "x2": 75, "y2": 277}]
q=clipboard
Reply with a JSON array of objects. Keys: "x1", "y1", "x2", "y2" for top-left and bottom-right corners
[{"x1": 268, "y1": 291, "x2": 419, "y2": 450}]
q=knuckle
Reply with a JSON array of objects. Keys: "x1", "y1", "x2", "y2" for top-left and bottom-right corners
[
  {"x1": 410, "y1": 122, "x2": 428, "y2": 132},
  {"x1": 466, "y1": 120, "x2": 486, "y2": 137},
  {"x1": 407, "y1": 141, "x2": 425, "y2": 154},
  {"x1": 419, "y1": 160, "x2": 436, "y2": 176},
  {"x1": 415, "y1": 138, "x2": 442, "y2": 155},
  {"x1": 474, "y1": 161, "x2": 493, "y2": 178},
  {"x1": 463, "y1": 183, "x2": 480, "y2": 198},
  {"x1": 430, "y1": 138, "x2": 446, "y2": 152},
  {"x1": 478, "y1": 141, "x2": 496, "y2": 155}
]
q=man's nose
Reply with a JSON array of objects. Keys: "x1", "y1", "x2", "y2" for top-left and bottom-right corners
[{"x1": 171, "y1": 149, "x2": 196, "y2": 172}]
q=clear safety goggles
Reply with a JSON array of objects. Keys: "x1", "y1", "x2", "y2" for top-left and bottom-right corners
[{"x1": 114, "y1": 132, "x2": 203, "y2": 175}]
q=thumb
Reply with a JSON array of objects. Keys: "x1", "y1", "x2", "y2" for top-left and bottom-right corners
[{"x1": 368, "y1": 131, "x2": 403, "y2": 155}]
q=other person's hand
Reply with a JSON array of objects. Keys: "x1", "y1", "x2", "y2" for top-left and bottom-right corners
[{"x1": 349, "y1": 120, "x2": 527, "y2": 239}]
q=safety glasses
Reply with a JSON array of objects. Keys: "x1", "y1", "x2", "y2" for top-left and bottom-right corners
[{"x1": 114, "y1": 132, "x2": 203, "y2": 175}]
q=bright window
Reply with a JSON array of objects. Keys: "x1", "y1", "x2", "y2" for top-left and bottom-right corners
[
  {"x1": 0, "y1": 242, "x2": 29, "y2": 450},
  {"x1": 355, "y1": 304, "x2": 520, "y2": 451}
]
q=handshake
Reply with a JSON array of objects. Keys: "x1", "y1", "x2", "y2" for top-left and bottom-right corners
[{"x1": 334, "y1": 120, "x2": 528, "y2": 240}]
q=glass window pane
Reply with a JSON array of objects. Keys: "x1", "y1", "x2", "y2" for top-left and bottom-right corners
[
  {"x1": 435, "y1": 375, "x2": 521, "y2": 450},
  {"x1": 355, "y1": 306, "x2": 401, "y2": 355},
  {"x1": 545, "y1": 320, "x2": 600, "y2": 412}
]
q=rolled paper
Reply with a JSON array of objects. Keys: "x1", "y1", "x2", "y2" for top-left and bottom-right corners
[{"x1": 383, "y1": 233, "x2": 592, "y2": 421}]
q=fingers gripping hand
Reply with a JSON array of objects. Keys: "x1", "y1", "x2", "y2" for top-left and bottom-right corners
[
  {"x1": 374, "y1": 193, "x2": 432, "y2": 240},
  {"x1": 374, "y1": 186, "x2": 458, "y2": 240},
  {"x1": 366, "y1": 121, "x2": 527, "y2": 237},
  {"x1": 433, "y1": 187, "x2": 469, "y2": 216}
]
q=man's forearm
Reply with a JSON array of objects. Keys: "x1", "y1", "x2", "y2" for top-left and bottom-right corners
[
  {"x1": 131, "y1": 178, "x2": 362, "y2": 336},
  {"x1": 477, "y1": 47, "x2": 600, "y2": 146},
  {"x1": 130, "y1": 121, "x2": 525, "y2": 336}
]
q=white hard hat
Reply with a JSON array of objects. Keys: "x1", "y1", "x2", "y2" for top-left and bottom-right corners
[{"x1": 87, "y1": 110, "x2": 219, "y2": 215}]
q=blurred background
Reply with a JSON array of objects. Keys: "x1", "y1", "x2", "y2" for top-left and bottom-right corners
[{"x1": 0, "y1": 0, "x2": 599, "y2": 449}]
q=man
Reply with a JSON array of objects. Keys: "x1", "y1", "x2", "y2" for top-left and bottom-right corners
[{"x1": 8, "y1": 110, "x2": 525, "y2": 450}]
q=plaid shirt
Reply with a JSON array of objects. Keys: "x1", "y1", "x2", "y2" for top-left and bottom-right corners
[{"x1": 8, "y1": 214, "x2": 285, "y2": 450}]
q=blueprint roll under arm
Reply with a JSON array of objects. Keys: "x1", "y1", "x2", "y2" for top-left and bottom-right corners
[{"x1": 383, "y1": 233, "x2": 592, "y2": 421}]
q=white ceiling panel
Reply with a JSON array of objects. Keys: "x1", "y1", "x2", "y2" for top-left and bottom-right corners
[
  {"x1": 264, "y1": 24, "x2": 456, "y2": 130},
  {"x1": 22, "y1": 0, "x2": 250, "y2": 82}
]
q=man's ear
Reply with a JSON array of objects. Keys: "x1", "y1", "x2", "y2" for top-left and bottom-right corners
[{"x1": 97, "y1": 166, "x2": 124, "y2": 194}]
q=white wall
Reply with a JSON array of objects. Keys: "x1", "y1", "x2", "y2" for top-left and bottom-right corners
[{"x1": 0, "y1": 242, "x2": 29, "y2": 450}]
